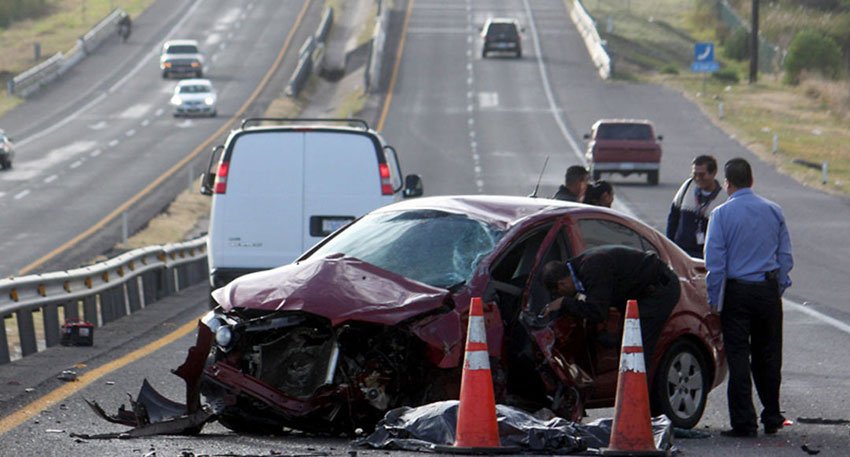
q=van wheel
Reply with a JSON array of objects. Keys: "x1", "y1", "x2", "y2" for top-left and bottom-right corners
[
  {"x1": 648, "y1": 171, "x2": 659, "y2": 185},
  {"x1": 651, "y1": 340, "x2": 709, "y2": 429}
]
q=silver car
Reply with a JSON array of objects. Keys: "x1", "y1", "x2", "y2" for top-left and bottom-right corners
[
  {"x1": 170, "y1": 79, "x2": 217, "y2": 117},
  {"x1": 160, "y1": 39, "x2": 204, "y2": 79}
]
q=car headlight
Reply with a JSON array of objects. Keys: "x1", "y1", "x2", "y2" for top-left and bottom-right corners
[
  {"x1": 215, "y1": 325, "x2": 234, "y2": 349},
  {"x1": 170, "y1": 95, "x2": 183, "y2": 106},
  {"x1": 204, "y1": 96, "x2": 215, "y2": 106}
]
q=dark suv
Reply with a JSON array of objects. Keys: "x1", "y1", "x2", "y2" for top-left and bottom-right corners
[
  {"x1": 481, "y1": 18, "x2": 522, "y2": 58},
  {"x1": 584, "y1": 119, "x2": 663, "y2": 185}
]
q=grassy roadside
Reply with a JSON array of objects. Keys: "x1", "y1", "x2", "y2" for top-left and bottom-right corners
[
  {"x1": 580, "y1": 0, "x2": 850, "y2": 195},
  {"x1": 0, "y1": 0, "x2": 157, "y2": 116}
]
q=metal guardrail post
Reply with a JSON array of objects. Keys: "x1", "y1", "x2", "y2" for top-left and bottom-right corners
[
  {"x1": 0, "y1": 324, "x2": 9, "y2": 364},
  {"x1": 128, "y1": 277, "x2": 142, "y2": 312},
  {"x1": 83, "y1": 295, "x2": 98, "y2": 326},
  {"x1": 16, "y1": 309, "x2": 38, "y2": 357},
  {"x1": 44, "y1": 303, "x2": 61, "y2": 347},
  {"x1": 63, "y1": 300, "x2": 80, "y2": 320}
]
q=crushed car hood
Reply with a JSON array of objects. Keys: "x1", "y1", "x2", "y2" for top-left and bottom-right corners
[{"x1": 212, "y1": 255, "x2": 450, "y2": 326}]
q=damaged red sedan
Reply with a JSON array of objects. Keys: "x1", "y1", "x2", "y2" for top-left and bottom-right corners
[{"x1": 152, "y1": 195, "x2": 725, "y2": 435}]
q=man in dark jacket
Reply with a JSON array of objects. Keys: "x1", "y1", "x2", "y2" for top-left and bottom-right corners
[
  {"x1": 552, "y1": 165, "x2": 589, "y2": 202},
  {"x1": 666, "y1": 155, "x2": 725, "y2": 258},
  {"x1": 540, "y1": 245, "x2": 680, "y2": 363}
]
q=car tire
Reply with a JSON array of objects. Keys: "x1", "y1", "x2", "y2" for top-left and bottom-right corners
[
  {"x1": 516, "y1": 48, "x2": 522, "y2": 58},
  {"x1": 651, "y1": 339, "x2": 709, "y2": 429},
  {"x1": 482, "y1": 49, "x2": 488, "y2": 58},
  {"x1": 648, "y1": 170, "x2": 659, "y2": 185},
  {"x1": 0, "y1": 157, "x2": 9, "y2": 170},
  {"x1": 196, "y1": 70, "x2": 203, "y2": 78}
]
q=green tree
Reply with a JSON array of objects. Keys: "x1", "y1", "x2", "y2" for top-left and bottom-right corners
[{"x1": 783, "y1": 30, "x2": 842, "y2": 84}]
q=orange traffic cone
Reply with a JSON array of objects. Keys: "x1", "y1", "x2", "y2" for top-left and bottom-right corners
[
  {"x1": 454, "y1": 297, "x2": 501, "y2": 449},
  {"x1": 602, "y1": 299, "x2": 668, "y2": 456}
]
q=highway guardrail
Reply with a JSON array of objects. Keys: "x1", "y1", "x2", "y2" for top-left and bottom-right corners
[{"x1": 0, "y1": 237, "x2": 208, "y2": 364}]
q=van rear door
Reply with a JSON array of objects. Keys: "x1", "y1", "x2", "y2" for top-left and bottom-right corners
[
  {"x1": 210, "y1": 131, "x2": 305, "y2": 270},
  {"x1": 302, "y1": 131, "x2": 393, "y2": 250}
]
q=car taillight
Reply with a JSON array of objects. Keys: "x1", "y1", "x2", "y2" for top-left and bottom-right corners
[
  {"x1": 214, "y1": 161, "x2": 229, "y2": 194},
  {"x1": 379, "y1": 163, "x2": 393, "y2": 195}
]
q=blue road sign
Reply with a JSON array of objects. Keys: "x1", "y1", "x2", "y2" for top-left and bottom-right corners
[{"x1": 692, "y1": 42, "x2": 719, "y2": 73}]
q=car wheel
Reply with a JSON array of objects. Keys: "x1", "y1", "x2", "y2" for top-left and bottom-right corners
[
  {"x1": 516, "y1": 48, "x2": 522, "y2": 58},
  {"x1": 196, "y1": 70, "x2": 203, "y2": 78},
  {"x1": 651, "y1": 339, "x2": 709, "y2": 429},
  {"x1": 210, "y1": 110, "x2": 217, "y2": 118},
  {"x1": 0, "y1": 157, "x2": 9, "y2": 170},
  {"x1": 482, "y1": 49, "x2": 487, "y2": 58},
  {"x1": 648, "y1": 170, "x2": 659, "y2": 185}
]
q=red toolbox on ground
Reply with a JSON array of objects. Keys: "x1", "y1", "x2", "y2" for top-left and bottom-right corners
[{"x1": 60, "y1": 318, "x2": 94, "y2": 346}]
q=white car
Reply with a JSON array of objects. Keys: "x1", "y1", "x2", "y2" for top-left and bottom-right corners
[
  {"x1": 170, "y1": 79, "x2": 217, "y2": 117},
  {"x1": 160, "y1": 39, "x2": 204, "y2": 78}
]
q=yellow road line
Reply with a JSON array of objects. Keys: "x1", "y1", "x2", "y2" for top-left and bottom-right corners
[
  {"x1": 0, "y1": 314, "x2": 203, "y2": 435},
  {"x1": 19, "y1": 0, "x2": 314, "y2": 276},
  {"x1": 376, "y1": 0, "x2": 415, "y2": 132}
]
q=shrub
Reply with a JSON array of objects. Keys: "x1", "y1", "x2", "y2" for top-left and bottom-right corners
[
  {"x1": 660, "y1": 64, "x2": 679, "y2": 75},
  {"x1": 783, "y1": 30, "x2": 842, "y2": 85},
  {"x1": 723, "y1": 28, "x2": 750, "y2": 61},
  {"x1": 0, "y1": 0, "x2": 50, "y2": 27},
  {"x1": 712, "y1": 68, "x2": 740, "y2": 83}
]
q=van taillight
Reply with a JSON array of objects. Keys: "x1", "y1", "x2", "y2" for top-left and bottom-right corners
[
  {"x1": 379, "y1": 163, "x2": 393, "y2": 195},
  {"x1": 214, "y1": 161, "x2": 229, "y2": 194}
]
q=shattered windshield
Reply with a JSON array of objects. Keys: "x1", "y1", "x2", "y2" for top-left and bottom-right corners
[{"x1": 308, "y1": 210, "x2": 504, "y2": 288}]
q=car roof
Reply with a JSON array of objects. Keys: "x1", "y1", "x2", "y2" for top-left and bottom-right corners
[
  {"x1": 370, "y1": 195, "x2": 590, "y2": 229},
  {"x1": 486, "y1": 17, "x2": 519, "y2": 25},
  {"x1": 593, "y1": 118, "x2": 654, "y2": 126},
  {"x1": 177, "y1": 78, "x2": 212, "y2": 86},
  {"x1": 163, "y1": 39, "x2": 199, "y2": 47}
]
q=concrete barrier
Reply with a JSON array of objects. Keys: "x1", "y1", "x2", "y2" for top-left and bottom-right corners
[
  {"x1": 568, "y1": 0, "x2": 612, "y2": 79},
  {"x1": 7, "y1": 9, "x2": 127, "y2": 98}
]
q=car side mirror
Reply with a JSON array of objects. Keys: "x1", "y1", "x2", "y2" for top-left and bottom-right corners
[
  {"x1": 583, "y1": 133, "x2": 591, "y2": 140},
  {"x1": 199, "y1": 172, "x2": 213, "y2": 196},
  {"x1": 657, "y1": 135, "x2": 664, "y2": 141},
  {"x1": 403, "y1": 174, "x2": 424, "y2": 198}
]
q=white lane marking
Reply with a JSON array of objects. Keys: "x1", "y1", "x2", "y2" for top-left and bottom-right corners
[
  {"x1": 155, "y1": 108, "x2": 165, "y2": 117},
  {"x1": 141, "y1": 119, "x2": 150, "y2": 127},
  {"x1": 176, "y1": 119, "x2": 194, "y2": 128},
  {"x1": 787, "y1": 299, "x2": 850, "y2": 335},
  {"x1": 407, "y1": 27, "x2": 469, "y2": 34},
  {"x1": 521, "y1": 0, "x2": 584, "y2": 163},
  {"x1": 118, "y1": 104, "x2": 151, "y2": 119},
  {"x1": 70, "y1": 160, "x2": 83, "y2": 169},
  {"x1": 14, "y1": 190, "x2": 30, "y2": 200},
  {"x1": 109, "y1": 140, "x2": 119, "y2": 147},
  {"x1": 0, "y1": 192, "x2": 5, "y2": 199},
  {"x1": 90, "y1": 149, "x2": 102, "y2": 157},
  {"x1": 126, "y1": 129, "x2": 136, "y2": 137},
  {"x1": 478, "y1": 92, "x2": 499, "y2": 108},
  {"x1": 16, "y1": 92, "x2": 107, "y2": 147},
  {"x1": 2, "y1": 141, "x2": 96, "y2": 181},
  {"x1": 44, "y1": 175, "x2": 58, "y2": 184},
  {"x1": 88, "y1": 121, "x2": 108, "y2": 130}
]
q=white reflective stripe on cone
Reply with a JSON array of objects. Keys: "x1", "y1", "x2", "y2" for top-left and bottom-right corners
[
  {"x1": 622, "y1": 318, "x2": 643, "y2": 347},
  {"x1": 619, "y1": 352, "x2": 646, "y2": 373},
  {"x1": 464, "y1": 350, "x2": 491, "y2": 370},
  {"x1": 468, "y1": 316, "x2": 487, "y2": 344}
]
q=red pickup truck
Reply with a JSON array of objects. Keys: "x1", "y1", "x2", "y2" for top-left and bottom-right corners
[{"x1": 583, "y1": 119, "x2": 663, "y2": 185}]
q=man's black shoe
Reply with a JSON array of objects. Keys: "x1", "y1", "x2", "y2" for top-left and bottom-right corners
[
  {"x1": 720, "y1": 428, "x2": 757, "y2": 438},
  {"x1": 764, "y1": 424, "x2": 782, "y2": 434}
]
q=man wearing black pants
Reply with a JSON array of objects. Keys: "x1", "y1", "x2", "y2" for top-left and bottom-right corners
[{"x1": 705, "y1": 158, "x2": 794, "y2": 438}]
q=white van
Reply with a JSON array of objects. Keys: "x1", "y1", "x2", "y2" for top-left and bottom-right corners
[{"x1": 200, "y1": 118, "x2": 423, "y2": 293}]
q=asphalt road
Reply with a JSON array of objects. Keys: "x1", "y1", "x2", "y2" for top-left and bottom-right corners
[
  {"x1": 0, "y1": 0, "x2": 319, "y2": 277},
  {"x1": 3, "y1": 0, "x2": 850, "y2": 456}
]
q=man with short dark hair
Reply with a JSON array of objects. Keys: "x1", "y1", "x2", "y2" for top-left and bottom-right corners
[
  {"x1": 705, "y1": 157, "x2": 793, "y2": 438},
  {"x1": 666, "y1": 155, "x2": 725, "y2": 258},
  {"x1": 539, "y1": 245, "x2": 680, "y2": 364},
  {"x1": 552, "y1": 165, "x2": 589, "y2": 202}
]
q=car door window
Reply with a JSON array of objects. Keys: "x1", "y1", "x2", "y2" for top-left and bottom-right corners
[
  {"x1": 576, "y1": 219, "x2": 658, "y2": 255},
  {"x1": 489, "y1": 225, "x2": 554, "y2": 323}
]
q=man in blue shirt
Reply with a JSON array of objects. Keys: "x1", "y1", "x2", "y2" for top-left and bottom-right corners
[{"x1": 704, "y1": 158, "x2": 793, "y2": 438}]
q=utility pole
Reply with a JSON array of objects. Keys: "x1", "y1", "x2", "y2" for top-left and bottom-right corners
[{"x1": 749, "y1": 0, "x2": 759, "y2": 83}]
